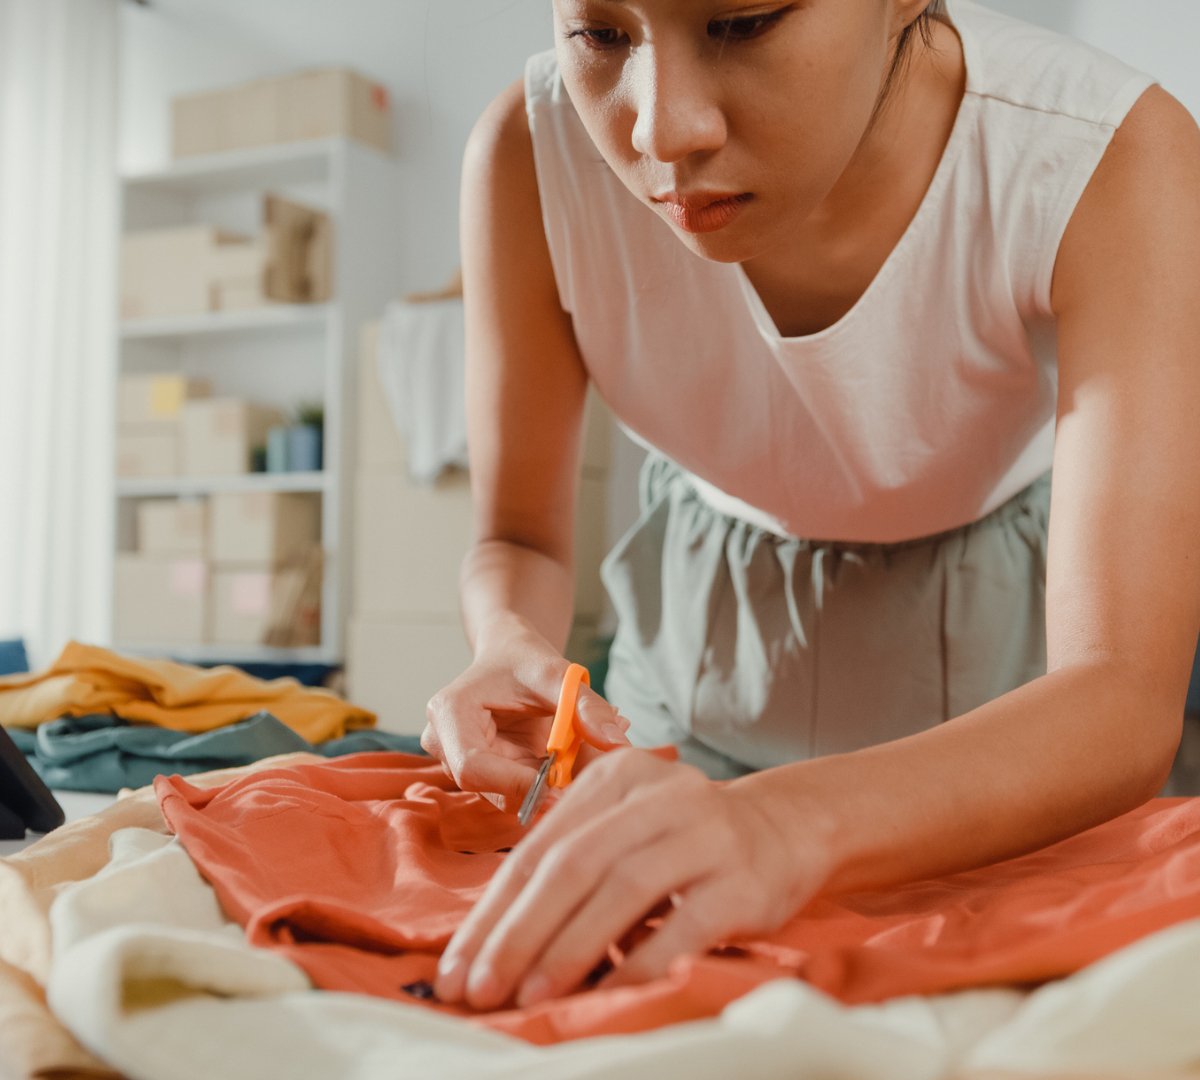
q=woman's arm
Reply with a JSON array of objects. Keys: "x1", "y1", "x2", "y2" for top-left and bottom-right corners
[
  {"x1": 433, "y1": 85, "x2": 1200, "y2": 1008},
  {"x1": 457, "y1": 77, "x2": 588, "y2": 653},
  {"x1": 421, "y1": 79, "x2": 629, "y2": 808}
]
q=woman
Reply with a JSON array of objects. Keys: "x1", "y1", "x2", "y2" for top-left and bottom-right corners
[{"x1": 422, "y1": 0, "x2": 1200, "y2": 1012}]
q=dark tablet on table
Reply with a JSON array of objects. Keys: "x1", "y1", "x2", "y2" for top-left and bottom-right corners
[{"x1": 0, "y1": 723, "x2": 64, "y2": 839}]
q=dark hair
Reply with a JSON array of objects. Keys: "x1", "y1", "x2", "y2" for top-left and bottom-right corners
[{"x1": 879, "y1": 1, "x2": 947, "y2": 109}]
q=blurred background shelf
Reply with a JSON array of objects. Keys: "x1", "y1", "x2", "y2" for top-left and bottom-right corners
[
  {"x1": 120, "y1": 303, "x2": 330, "y2": 341},
  {"x1": 113, "y1": 134, "x2": 405, "y2": 665},
  {"x1": 122, "y1": 139, "x2": 340, "y2": 199},
  {"x1": 113, "y1": 641, "x2": 337, "y2": 665},
  {"x1": 116, "y1": 471, "x2": 329, "y2": 498}
]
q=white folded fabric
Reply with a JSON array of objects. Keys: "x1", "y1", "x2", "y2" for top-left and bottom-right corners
[{"x1": 377, "y1": 298, "x2": 468, "y2": 484}]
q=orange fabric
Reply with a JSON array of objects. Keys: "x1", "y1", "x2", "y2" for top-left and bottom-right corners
[
  {"x1": 0, "y1": 642, "x2": 374, "y2": 742},
  {"x1": 156, "y1": 753, "x2": 1200, "y2": 1046}
]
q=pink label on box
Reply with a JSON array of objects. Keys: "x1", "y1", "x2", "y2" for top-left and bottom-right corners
[
  {"x1": 231, "y1": 573, "x2": 271, "y2": 616},
  {"x1": 170, "y1": 560, "x2": 206, "y2": 598}
]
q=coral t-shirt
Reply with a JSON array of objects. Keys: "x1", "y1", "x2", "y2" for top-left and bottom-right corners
[{"x1": 156, "y1": 753, "x2": 1200, "y2": 1045}]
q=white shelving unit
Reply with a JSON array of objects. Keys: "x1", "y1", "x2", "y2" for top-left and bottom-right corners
[{"x1": 114, "y1": 137, "x2": 405, "y2": 666}]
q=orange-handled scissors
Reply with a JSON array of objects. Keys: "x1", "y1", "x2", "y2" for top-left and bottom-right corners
[{"x1": 517, "y1": 663, "x2": 605, "y2": 827}]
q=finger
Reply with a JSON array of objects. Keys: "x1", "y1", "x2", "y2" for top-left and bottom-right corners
[
  {"x1": 462, "y1": 791, "x2": 689, "y2": 1010},
  {"x1": 513, "y1": 824, "x2": 717, "y2": 1008},
  {"x1": 435, "y1": 752, "x2": 654, "y2": 1003},
  {"x1": 438, "y1": 708, "x2": 538, "y2": 808},
  {"x1": 440, "y1": 757, "x2": 690, "y2": 1008},
  {"x1": 418, "y1": 720, "x2": 443, "y2": 761},
  {"x1": 575, "y1": 686, "x2": 632, "y2": 749},
  {"x1": 599, "y1": 876, "x2": 739, "y2": 989}
]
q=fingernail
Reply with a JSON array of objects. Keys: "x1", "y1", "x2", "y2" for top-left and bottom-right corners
[
  {"x1": 517, "y1": 972, "x2": 555, "y2": 1009},
  {"x1": 466, "y1": 962, "x2": 500, "y2": 1007},
  {"x1": 435, "y1": 953, "x2": 466, "y2": 1001},
  {"x1": 600, "y1": 718, "x2": 630, "y2": 744}
]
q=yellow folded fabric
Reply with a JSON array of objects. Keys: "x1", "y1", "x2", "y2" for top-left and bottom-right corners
[{"x1": 0, "y1": 642, "x2": 375, "y2": 743}]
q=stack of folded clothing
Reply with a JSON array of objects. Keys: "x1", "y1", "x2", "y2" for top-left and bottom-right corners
[{"x1": 0, "y1": 641, "x2": 422, "y2": 793}]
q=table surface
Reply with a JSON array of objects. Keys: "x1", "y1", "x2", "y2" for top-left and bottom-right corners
[{"x1": 0, "y1": 791, "x2": 120, "y2": 858}]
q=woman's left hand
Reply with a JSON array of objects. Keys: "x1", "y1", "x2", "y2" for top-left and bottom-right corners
[{"x1": 433, "y1": 748, "x2": 834, "y2": 1011}]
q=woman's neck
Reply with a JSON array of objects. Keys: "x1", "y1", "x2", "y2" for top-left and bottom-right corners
[{"x1": 740, "y1": 18, "x2": 967, "y2": 338}]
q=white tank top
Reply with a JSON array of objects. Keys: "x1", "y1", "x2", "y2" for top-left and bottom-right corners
[{"x1": 524, "y1": 0, "x2": 1154, "y2": 542}]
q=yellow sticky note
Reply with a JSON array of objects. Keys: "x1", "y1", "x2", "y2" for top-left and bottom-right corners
[{"x1": 150, "y1": 376, "x2": 184, "y2": 418}]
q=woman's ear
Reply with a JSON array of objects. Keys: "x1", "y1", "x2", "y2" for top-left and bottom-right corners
[{"x1": 889, "y1": 0, "x2": 934, "y2": 38}]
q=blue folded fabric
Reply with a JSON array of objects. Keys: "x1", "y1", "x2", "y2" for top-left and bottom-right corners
[
  {"x1": 12, "y1": 712, "x2": 424, "y2": 793},
  {"x1": 0, "y1": 639, "x2": 29, "y2": 676}
]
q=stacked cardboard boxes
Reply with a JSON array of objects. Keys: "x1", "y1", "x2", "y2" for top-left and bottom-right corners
[
  {"x1": 116, "y1": 374, "x2": 284, "y2": 479},
  {"x1": 180, "y1": 399, "x2": 284, "y2": 476},
  {"x1": 114, "y1": 499, "x2": 210, "y2": 644},
  {"x1": 172, "y1": 68, "x2": 392, "y2": 159},
  {"x1": 114, "y1": 492, "x2": 322, "y2": 648},
  {"x1": 345, "y1": 323, "x2": 614, "y2": 734},
  {"x1": 116, "y1": 374, "x2": 211, "y2": 478},
  {"x1": 120, "y1": 195, "x2": 331, "y2": 321},
  {"x1": 209, "y1": 492, "x2": 323, "y2": 647}
]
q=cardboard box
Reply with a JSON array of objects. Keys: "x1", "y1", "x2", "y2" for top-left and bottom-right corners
[
  {"x1": 180, "y1": 399, "x2": 284, "y2": 476},
  {"x1": 357, "y1": 323, "x2": 405, "y2": 471},
  {"x1": 211, "y1": 557, "x2": 321, "y2": 646},
  {"x1": 353, "y1": 469, "x2": 474, "y2": 619},
  {"x1": 209, "y1": 492, "x2": 320, "y2": 564},
  {"x1": 209, "y1": 197, "x2": 331, "y2": 309},
  {"x1": 137, "y1": 499, "x2": 207, "y2": 556},
  {"x1": 121, "y1": 227, "x2": 248, "y2": 320},
  {"x1": 172, "y1": 68, "x2": 392, "y2": 159},
  {"x1": 307, "y1": 212, "x2": 333, "y2": 303},
  {"x1": 113, "y1": 555, "x2": 208, "y2": 644},
  {"x1": 118, "y1": 374, "x2": 211, "y2": 427},
  {"x1": 352, "y1": 468, "x2": 608, "y2": 621},
  {"x1": 355, "y1": 323, "x2": 608, "y2": 476},
  {"x1": 116, "y1": 429, "x2": 179, "y2": 478},
  {"x1": 345, "y1": 615, "x2": 471, "y2": 735}
]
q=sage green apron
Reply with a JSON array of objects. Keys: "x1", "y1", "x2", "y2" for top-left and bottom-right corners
[{"x1": 601, "y1": 454, "x2": 1051, "y2": 780}]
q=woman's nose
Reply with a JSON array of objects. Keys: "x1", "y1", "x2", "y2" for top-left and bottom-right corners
[{"x1": 628, "y1": 47, "x2": 727, "y2": 163}]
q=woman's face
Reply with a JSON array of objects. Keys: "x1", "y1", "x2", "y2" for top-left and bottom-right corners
[{"x1": 552, "y1": 0, "x2": 904, "y2": 265}]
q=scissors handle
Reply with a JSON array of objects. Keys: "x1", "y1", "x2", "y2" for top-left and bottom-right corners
[{"x1": 546, "y1": 663, "x2": 593, "y2": 789}]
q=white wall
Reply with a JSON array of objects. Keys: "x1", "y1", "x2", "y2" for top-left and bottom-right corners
[{"x1": 979, "y1": 0, "x2": 1200, "y2": 117}]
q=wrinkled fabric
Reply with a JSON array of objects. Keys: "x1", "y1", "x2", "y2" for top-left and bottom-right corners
[
  {"x1": 603, "y1": 455, "x2": 1050, "y2": 776},
  {"x1": 157, "y1": 753, "x2": 1200, "y2": 1046},
  {"x1": 11, "y1": 712, "x2": 423, "y2": 793},
  {"x1": 0, "y1": 642, "x2": 374, "y2": 742},
  {"x1": 42, "y1": 823, "x2": 1200, "y2": 1080}
]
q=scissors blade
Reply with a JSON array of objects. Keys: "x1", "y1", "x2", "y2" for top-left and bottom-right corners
[{"x1": 518, "y1": 752, "x2": 555, "y2": 827}]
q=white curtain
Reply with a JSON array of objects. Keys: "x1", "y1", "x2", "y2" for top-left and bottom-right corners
[{"x1": 0, "y1": 0, "x2": 119, "y2": 668}]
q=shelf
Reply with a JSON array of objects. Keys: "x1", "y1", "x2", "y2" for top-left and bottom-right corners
[
  {"x1": 117, "y1": 471, "x2": 328, "y2": 498},
  {"x1": 114, "y1": 641, "x2": 338, "y2": 666},
  {"x1": 120, "y1": 303, "x2": 330, "y2": 342},
  {"x1": 121, "y1": 138, "x2": 343, "y2": 198}
]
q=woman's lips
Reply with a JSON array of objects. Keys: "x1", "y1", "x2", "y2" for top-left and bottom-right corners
[{"x1": 655, "y1": 192, "x2": 753, "y2": 234}]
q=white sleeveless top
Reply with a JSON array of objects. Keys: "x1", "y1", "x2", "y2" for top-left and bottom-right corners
[{"x1": 524, "y1": 0, "x2": 1154, "y2": 542}]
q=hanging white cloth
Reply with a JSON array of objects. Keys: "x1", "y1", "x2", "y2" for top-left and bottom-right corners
[
  {"x1": 376, "y1": 297, "x2": 468, "y2": 484},
  {"x1": 0, "y1": 0, "x2": 119, "y2": 667}
]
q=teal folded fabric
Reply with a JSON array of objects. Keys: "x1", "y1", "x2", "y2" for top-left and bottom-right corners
[{"x1": 13, "y1": 713, "x2": 425, "y2": 793}]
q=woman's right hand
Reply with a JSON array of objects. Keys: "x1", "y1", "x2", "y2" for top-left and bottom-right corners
[{"x1": 420, "y1": 617, "x2": 632, "y2": 813}]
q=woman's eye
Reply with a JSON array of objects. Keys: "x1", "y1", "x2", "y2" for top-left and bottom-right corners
[
  {"x1": 567, "y1": 27, "x2": 628, "y2": 50},
  {"x1": 708, "y1": 8, "x2": 787, "y2": 42}
]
